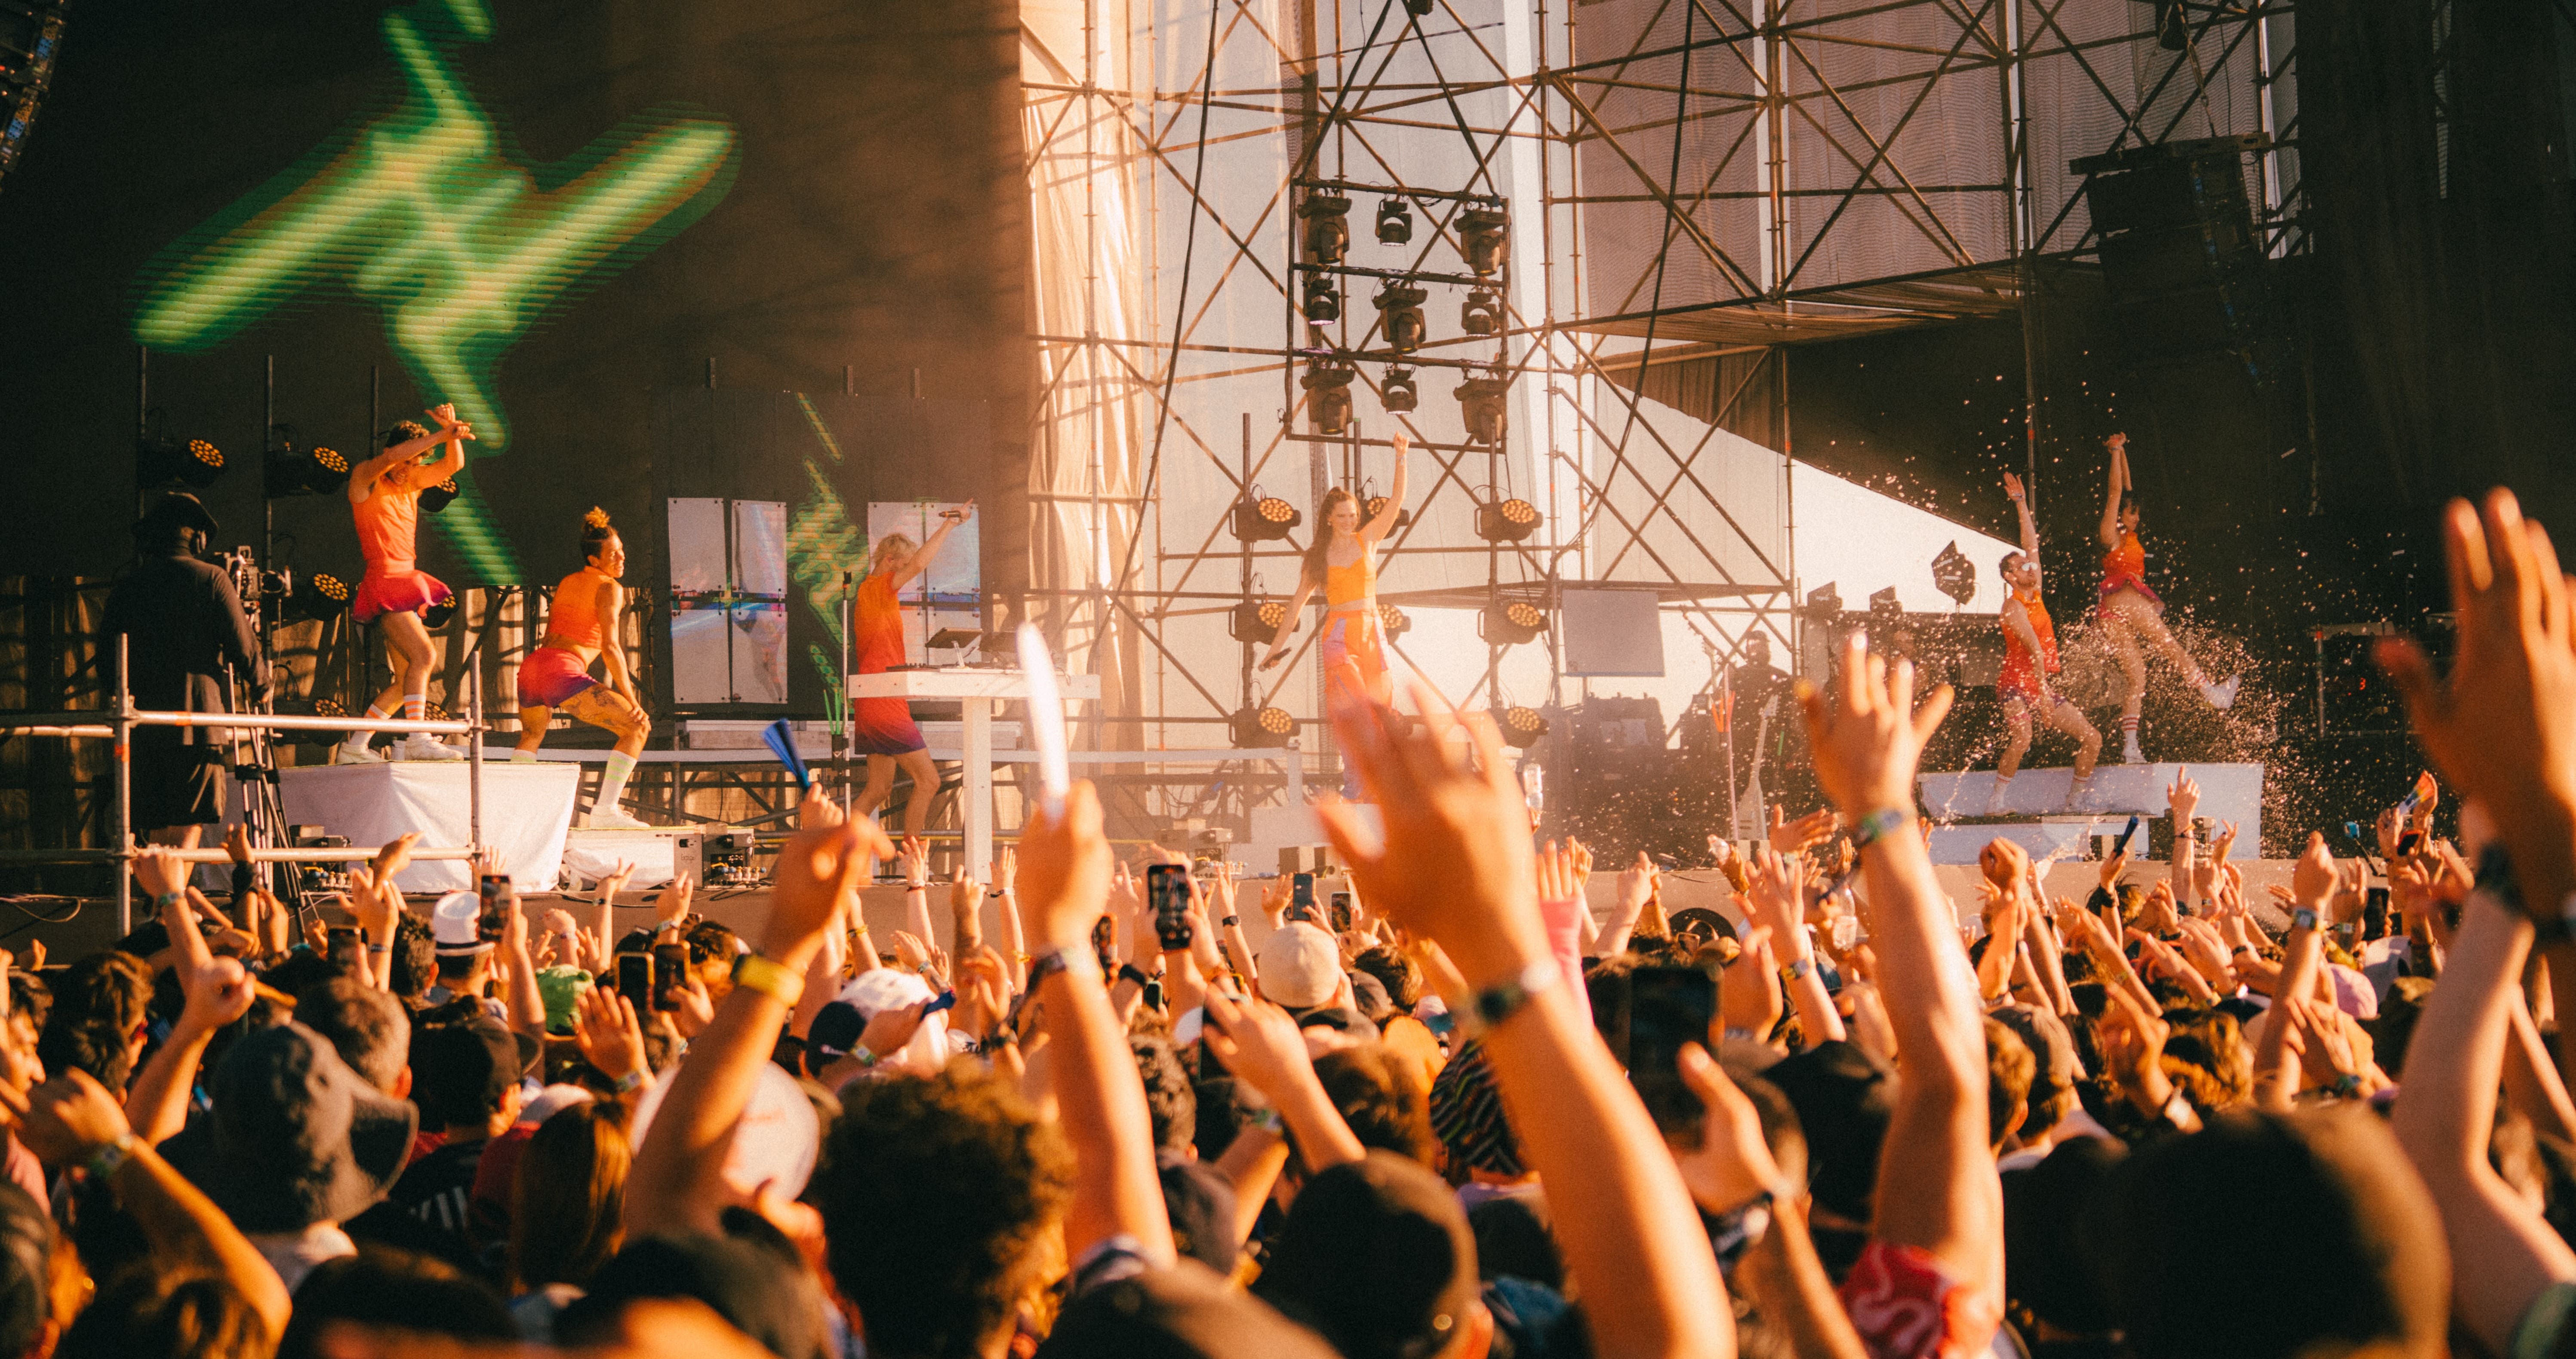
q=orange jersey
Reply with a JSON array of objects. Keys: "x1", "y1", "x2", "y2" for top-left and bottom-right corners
[
  {"x1": 545, "y1": 567, "x2": 613, "y2": 652},
  {"x1": 1998, "y1": 586, "x2": 2058, "y2": 701},
  {"x1": 353, "y1": 484, "x2": 422, "y2": 575},
  {"x1": 2102, "y1": 530, "x2": 2145, "y2": 583}
]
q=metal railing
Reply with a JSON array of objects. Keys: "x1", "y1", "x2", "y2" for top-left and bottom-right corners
[{"x1": 0, "y1": 637, "x2": 487, "y2": 932}]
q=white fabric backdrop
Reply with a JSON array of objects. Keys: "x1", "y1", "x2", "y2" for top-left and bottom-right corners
[{"x1": 278, "y1": 763, "x2": 580, "y2": 892}]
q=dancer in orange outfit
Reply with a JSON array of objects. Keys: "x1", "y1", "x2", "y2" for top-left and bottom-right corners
[
  {"x1": 514, "y1": 508, "x2": 652, "y2": 828},
  {"x1": 338, "y1": 406, "x2": 471, "y2": 764},
  {"x1": 1988, "y1": 471, "x2": 2101, "y2": 813},
  {"x1": 1259, "y1": 433, "x2": 1411, "y2": 794},
  {"x1": 851, "y1": 502, "x2": 976, "y2": 841},
  {"x1": 2097, "y1": 433, "x2": 2238, "y2": 763}
]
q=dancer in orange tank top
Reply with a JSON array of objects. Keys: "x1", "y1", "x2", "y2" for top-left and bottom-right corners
[
  {"x1": 513, "y1": 509, "x2": 653, "y2": 827},
  {"x1": 2096, "y1": 433, "x2": 2240, "y2": 764},
  {"x1": 1987, "y1": 472, "x2": 2102, "y2": 813},
  {"x1": 1259, "y1": 433, "x2": 1411, "y2": 796},
  {"x1": 851, "y1": 501, "x2": 976, "y2": 844},
  {"x1": 336, "y1": 406, "x2": 471, "y2": 765}
]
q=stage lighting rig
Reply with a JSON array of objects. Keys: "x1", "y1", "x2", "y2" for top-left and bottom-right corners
[
  {"x1": 1458, "y1": 205, "x2": 1508, "y2": 276},
  {"x1": 1499, "y1": 705, "x2": 1549, "y2": 749},
  {"x1": 1299, "y1": 192, "x2": 1351, "y2": 264},
  {"x1": 420, "y1": 475, "x2": 461, "y2": 514},
  {"x1": 1375, "y1": 197, "x2": 1413, "y2": 245},
  {"x1": 282, "y1": 570, "x2": 353, "y2": 623},
  {"x1": 1474, "y1": 495, "x2": 1541, "y2": 544},
  {"x1": 1230, "y1": 704, "x2": 1295, "y2": 748},
  {"x1": 1480, "y1": 599, "x2": 1547, "y2": 647},
  {"x1": 1455, "y1": 372, "x2": 1508, "y2": 445},
  {"x1": 137, "y1": 434, "x2": 225, "y2": 489},
  {"x1": 1301, "y1": 275, "x2": 1341, "y2": 323},
  {"x1": 1377, "y1": 602, "x2": 1412, "y2": 640},
  {"x1": 1460, "y1": 288, "x2": 1502, "y2": 337},
  {"x1": 263, "y1": 426, "x2": 350, "y2": 498},
  {"x1": 1375, "y1": 281, "x2": 1427, "y2": 353},
  {"x1": 1380, "y1": 366, "x2": 1419, "y2": 413},
  {"x1": 1229, "y1": 597, "x2": 1290, "y2": 646},
  {"x1": 1230, "y1": 490, "x2": 1302, "y2": 542},
  {"x1": 1931, "y1": 540, "x2": 1976, "y2": 606},
  {"x1": 1302, "y1": 364, "x2": 1355, "y2": 435}
]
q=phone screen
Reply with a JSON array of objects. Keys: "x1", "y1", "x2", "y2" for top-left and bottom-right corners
[
  {"x1": 1327, "y1": 892, "x2": 1355, "y2": 934},
  {"x1": 477, "y1": 874, "x2": 511, "y2": 942},
  {"x1": 1147, "y1": 864, "x2": 1192, "y2": 950},
  {"x1": 2395, "y1": 830, "x2": 2423, "y2": 856},
  {"x1": 1290, "y1": 872, "x2": 1316, "y2": 920},
  {"x1": 2114, "y1": 815, "x2": 2142, "y2": 856},
  {"x1": 616, "y1": 953, "x2": 653, "y2": 1010},
  {"x1": 1625, "y1": 965, "x2": 1719, "y2": 1136},
  {"x1": 651, "y1": 944, "x2": 686, "y2": 1012}
]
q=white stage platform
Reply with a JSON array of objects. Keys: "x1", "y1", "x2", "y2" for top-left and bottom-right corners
[
  {"x1": 1916, "y1": 763, "x2": 2263, "y2": 866},
  {"x1": 278, "y1": 763, "x2": 579, "y2": 892}
]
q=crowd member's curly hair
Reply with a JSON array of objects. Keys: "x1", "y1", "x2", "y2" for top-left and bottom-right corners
[
  {"x1": 387, "y1": 913, "x2": 436, "y2": 999},
  {"x1": 1314, "y1": 1044, "x2": 1435, "y2": 1166},
  {"x1": 51, "y1": 952, "x2": 150, "y2": 1038},
  {"x1": 814, "y1": 1065, "x2": 1071, "y2": 1359},
  {"x1": 1129, "y1": 1033, "x2": 1196, "y2": 1160},
  {"x1": 1351, "y1": 945, "x2": 1423, "y2": 1011}
]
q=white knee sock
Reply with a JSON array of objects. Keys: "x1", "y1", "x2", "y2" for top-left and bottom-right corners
[
  {"x1": 401, "y1": 695, "x2": 426, "y2": 722},
  {"x1": 348, "y1": 704, "x2": 390, "y2": 748},
  {"x1": 509, "y1": 750, "x2": 537, "y2": 764},
  {"x1": 595, "y1": 750, "x2": 637, "y2": 814}
]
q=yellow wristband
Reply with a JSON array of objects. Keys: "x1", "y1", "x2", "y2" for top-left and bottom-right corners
[{"x1": 731, "y1": 952, "x2": 806, "y2": 1008}]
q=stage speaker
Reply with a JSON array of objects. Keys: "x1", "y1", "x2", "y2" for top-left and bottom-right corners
[
  {"x1": 2078, "y1": 135, "x2": 2274, "y2": 379},
  {"x1": 1561, "y1": 587, "x2": 1665, "y2": 677}
]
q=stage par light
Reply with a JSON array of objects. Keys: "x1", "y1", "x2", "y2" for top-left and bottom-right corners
[
  {"x1": 1380, "y1": 366, "x2": 1419, "y2": 413},
  {"x1": 1299, "y1": 192, "x2": 1352, "y2": 264},
  {"x1": 138, "y1": 435, "x2": 225, "y2": 489},
  {"x1": 1374, "y1": 281, "x2": 1428, "y2": 353},
  {"x1": 1229, "y1": 597, "x2": 1290, "y2": 646},
  {"x1": 1480, "y1": 600, "x2": 1546, "y2": 646},
  {"x1": 1362, "y1": 490, "x2": 1412, "y2": 531},
  {"x1": 1301, "y1": 275, "x2": 1342, "y2": 324},
  {"x1": 264, "y1": 429, "x2": 350, "y2": 499},
  {"x1": 283, "y1": 570, "x2": 353, "y2": 623},
  {"x1": 1377, "y1": 602, "x2": 1411, "y2": 640},
  {"x1": 1230, "y1": 704, "x2": 1296, "y2": 748},
  {"x1": 419, "y1": 475, "x2": 461, "y2": 514},
  {"x1": 1458, "y1": 206, "x2": 1508, "y2": 276},
  {"x1": 1499, "y1": 704, "x2": 1548, "y2": 749},
  {"x1": 1461, "y1": 288, "x2": 1502, "y2": 337},
  {"x1": 1455, "y1": 375, "x2": 1508, "y2": 445},
  {"x1": 1474, "y1": 496, "x2": 1542, "y2": 544},
  {"x1": 1375, "y1": 197, "x2": 1413, "y2": 245},
  {"x1": 1230, "y1": 492, "x2": 1302, "y2": 542},
  {"x1": 1302, "y1": 365, "x2": 1355, "y2": 435}
]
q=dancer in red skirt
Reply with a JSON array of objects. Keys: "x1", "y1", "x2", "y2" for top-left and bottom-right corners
[
  {"x1": 2096, "y1": 433, "x2": 2238, "y2": 763},
  {"x1": 851, "y1": 502, "x2": 975, "y2": 842},
  {"x1": 1988, "y1": 471, "x2": 2102, "y2": 812},
  {"x1": 514, "y1": 508, "x2": 652, "y2": 827},
  {"x1": 338, "y1": 406, "x2": 471, "y2": 763}
]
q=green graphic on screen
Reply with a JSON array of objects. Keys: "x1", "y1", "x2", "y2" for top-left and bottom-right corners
[{"x1": 129, "y1": 0, "x2": 738, "y2": 583}]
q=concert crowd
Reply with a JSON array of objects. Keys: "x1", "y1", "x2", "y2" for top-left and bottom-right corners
[{"x1": 3, "y1": 486, "x2": 2574, "y2": 1359}]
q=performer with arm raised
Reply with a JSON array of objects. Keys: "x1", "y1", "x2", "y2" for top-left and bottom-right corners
[
  {"x1": 336, "y1": 406, "x2": 470, "y2": 764},
  {"x1": 851, "y1": 502, "x2": 976, "y2": 843},
  {"x1": 1258, "y1": 434, "x2": 1410, "y2": 795},
  {"x1": 514, "y1": 508, "x2": 653, "y2": 827},
  {"x1": 1989, "y1": 472, "x2": 2102, "y2": 813},
  {"x1": 2096, "y1": 433, "x2": 2238, "y2": 764}
]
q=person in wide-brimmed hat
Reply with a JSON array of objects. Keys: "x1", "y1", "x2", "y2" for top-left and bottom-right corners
[{"x1": 102, "y1": 491, "x2": 268, "y2": 840}]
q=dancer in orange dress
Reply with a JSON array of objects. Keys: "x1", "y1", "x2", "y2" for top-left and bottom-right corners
[
  {"x1": 337, "y1": 406, "x2": 471, "y2": 764},
  {"x1": 2097, "y1": 433, "x2": 2238, "y2": 763},
  {"x1": 850, "y1": 502, "x2": 975, "y2": 840},
  {"x1": 1988, "y1": 471, "x2": 2101, "y2": 812},
  {"x1": 514, "y1": 508, "x2": 652, "y2": 827},
  {"x1": 1258, "y1": 433, "x2": 1411, "y2": 793}
]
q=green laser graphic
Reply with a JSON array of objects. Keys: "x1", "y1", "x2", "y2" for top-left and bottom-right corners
[{"x1": 130, "y1": 0, "x2": 738, "y2": 583}]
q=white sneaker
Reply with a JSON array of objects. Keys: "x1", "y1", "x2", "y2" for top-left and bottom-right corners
[
  {"x1": 2120, "y1": 733, "x2": 2146, "y2": 764},
  {"x1": 1984, "y1": 781, "x2": 2012, "y2": 816},
  {"x1": 335, "y1": 740, "x2": 384, "y2": 765},
  {"x1": 586, "y1": 807, "x2": 652, "y2": 830},
  {"x1": 396, "y1": 733, "x2": 465, "y2": 762},
  {"x1": 2200, "y1": 675, "x2": 2241, "y2": 710},
  {"x1": 2065, "y1": 777, "x2": 2106, "y2": 811}
]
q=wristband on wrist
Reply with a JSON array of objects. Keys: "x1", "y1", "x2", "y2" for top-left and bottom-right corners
[
  {"x1": 2290, "y1": 907, "x2": 2319, "y2": 933},
  {"x1": 1117, "y1": 962, "x2": 1156, "y2": 990},
  {"x1": 151, "y1": 892, "x2": 184, "y2": 913},
  {"x1": 1467, "y1": 959, "x2": 1560, "y2": 1033},
  {"x1": 2329, "y1": 1072, "x2": 2363, "y2": 1099},
  {"x1": 1221, "y1": 916, "x2": 1241, "y2": 927},
  {"x1": 1780, "y1": 956, "x2": 1814, "y2": 984},
  {"x1": 612, "y1": 1068, "x2": 646, "y2": 1095},
  {"x1": 1246, "y1": 1106, "x2": 1286, "y2": 1137},
  {"x1": 730, "y1": 952, "x2": 806, "y2": 1008},
  {"x1": 1850, "y1": 807, "x2": 1912, "y2": 850},
  {"x1": 85, "y1": 1132, "x2": 137, "y2": 1181},
  {"x1": 1028, "y1": 944, "x2": 1102, "y2": 987}
]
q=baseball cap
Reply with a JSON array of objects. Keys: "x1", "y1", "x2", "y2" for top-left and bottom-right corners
[
  {"x1": 1040, "y1": 1260, "x2": 1340, "y2": 1359},
  {"x1": 431, "y1": 892, "x2": 487, "y2": 956},
  {"x1": 1254, "y1": 1151, "x2": 1481, "y2": 1359},
  {"x1": 161, "y1": 1021, "x2": 418, "y2": 1232},
  {"x1": 1257, "y1": 922, "x2": 1341, "y2": 1011}
]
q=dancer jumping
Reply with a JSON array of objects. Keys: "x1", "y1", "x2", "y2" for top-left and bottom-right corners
[
  {"x1": 514, "y1": 508, "x2": 652, "y2": 828},
  {"x1": 1259, "y1": 433, "x2": 1412, "y2": 794},
  {"x1": 851, "y1": 501, "x2": 975, "y2": 843},
  {"x1": 2097, "y1": 433, "x2": 2238, "y2": 763},
  {"x1": 338, "y1": 406, "x2": 471, "y2": 764},
  {"x1": 1988, "y1": 472, "x2": 2102, "y2": 813}
]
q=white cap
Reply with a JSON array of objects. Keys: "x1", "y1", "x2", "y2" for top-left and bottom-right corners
[{"x1": 431, "y1": 892, "x2": 487, "y2": 955}]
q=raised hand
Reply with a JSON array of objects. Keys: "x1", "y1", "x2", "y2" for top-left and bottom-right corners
[
  {"x1": 901, "y1": 835, "x2": 931, "y2": 888},
  {"x1": 597, "y1": 859, "x2": 637, "y2": 904},
  {"x1": 2167, "y1": 769, "x2": 2200, "y2": 827},
  {"x1": 20, "y1": 1070, "x2": 132, "y2": 1171},
  {"x1": 1767, "y1": 805, "x2": 1837, "y2": 856},
  {"x1": 654, "y1": 872, "x2": 695, "y2": 925},
  {"x1": 1979, "y1": 836, "x2": 2031, "y2": 892},
  {"x1": 574, "y1": 985, "x2": 649, "y2": 1085},
  {"x1": 1673, "y1": 1044, "x2": 1790, "y2": 1213},
  {"x1": 374, "y1": 831, "x2": 420, "y2": 885},
  {"x1": 1016, "y1": 781, "x2": 1114, "y2": 953},
  {"x1": 2002, "y1": 470, "x2": 2025, "y2": 503},
  {"x1": 2210, "y1": 821, "x2": 2240, "y2": 865},
  {"x1": 2291, "y1": 832, "x2": 2338, "y2": 909},
  {"x1": 764, "y1": 819, "x2": 885, "y2": 965},
  {"x1": 134, "y1": 846, "x2": 190, "y2": 902},
  {"x1": 1797, "y1": 634, "x2": 1952, "y2": 818},
  {"x1": 1201, "y1": 988, "x2": 1317, "y2": 1105}
]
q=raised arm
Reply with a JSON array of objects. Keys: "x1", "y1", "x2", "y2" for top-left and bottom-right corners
[
  {"x1": 125, "y1": 850, "x2": 253, "y2": 1146},
  {"x1": 2167, "y1": 769, "x2": 2199, "y2": 909},
  {"x1": 1358, "y1": 434, "x2": 1410, "y2": 544},
  {"x1": 1797, "y1": 633, "x2": 2002, "y2": 1333},
  {"x1": 1320, "y1": 683, "x2": 1733, "y2": 1359},
  {"x1": 2252, "y1": 833, "x2": 2339, "y2": 1110},
  {"x1": 2003, "y1": 470, "x2": 2037, "y2": 561},
  {"x1": 1743, "y1": 846, "x2": 1844, "y2": 1048},
  {"x1": 346, "y1": 406, "x2": 467, "y2": 504},
  {"x1": 888, "y1": 501, "x2": 976, "y2": 591},
  {"x1": 2097, "y1": 434, "x2": 2128, "y2": 550}
]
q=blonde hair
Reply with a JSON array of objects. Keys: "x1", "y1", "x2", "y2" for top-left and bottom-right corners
[{"x1": 870, "y1": 533, "x2": 918, "y2": 576}]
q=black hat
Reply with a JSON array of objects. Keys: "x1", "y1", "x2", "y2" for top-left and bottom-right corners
[
  {"x1": 557, "y1": 1231, "x2": 830, "y2": 1359},
  {"x1": 132, "y1": 491, "x2": 219, "y2": 538},
  {"x1": 1157, "y1": 1154, "x2": 1240, "y2": 1274},
  {"x1": 1041, "y1": 1261, "x2": 1341, "y2": 1359},
  {"x1": 1254, "y1": 1151, "x2": 1480, "y2": 1359},
  {"x1": 1762, "y1": 1039, "x2": 1895, "y2": 1225},
  {"x1": 160, "y1": 1021, "x2": 416, "y2": 1233},
  {"x1": 410, "y1": 1016, "x2": 538, "y2": 1127}
]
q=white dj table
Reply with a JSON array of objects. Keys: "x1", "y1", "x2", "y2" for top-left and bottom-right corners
[{"x1": 848, "y1": 668, "x2": 1102, "y2": 873}]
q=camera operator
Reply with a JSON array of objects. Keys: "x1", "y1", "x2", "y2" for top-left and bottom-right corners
[{"x1": 102, "y1": 492, "x2": 270, "y2": 842}]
